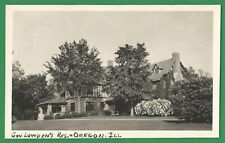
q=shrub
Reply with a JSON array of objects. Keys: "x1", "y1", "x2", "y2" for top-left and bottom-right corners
[
  {"x1": 64, "y1": 113, "x2": 72, "y2": 118},
  {"x1": 88, "y1": 111, "x2": 98, "y2": 116},
  {"x1": 54, "y1": 112, "x2": 87, "y2": 119},
  {"x1": 71, "y1": 112, "x2": 87, "y2": 118},
  {"x1": 134, "y1": 99, "x2": 173, "y2": 116},
  {"x1": 24, "y1": 109, "x2": 35, "y2": 120},
  {"x1": 54, "y1": 113, "x2": 71, "y2": 119},
  {"x1": 103, "y1": 110, "x2": 111, "y2": 116},
  {"x1": 169, "y1": 76, "x2": 212, "y2": 123},
  {"x1": 54, "y1": 113, "x2": 62, "y2": 119},
  {"x1": 44, "y1": 114, "x2": 54, "y2": 120}
]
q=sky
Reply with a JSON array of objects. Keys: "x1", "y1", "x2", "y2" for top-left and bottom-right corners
[{"x1": 13, "y1": 11, "x2": 213, "y2": 75}]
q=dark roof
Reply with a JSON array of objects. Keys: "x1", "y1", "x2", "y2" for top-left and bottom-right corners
[
  {"x1": 149, "y1": 58, "x2": 174, "y2": 82},
  {"x1": 149, "y1": 72, "x2": 164, "y2": 82},
  {"x1": 155, "y1": 58, "x2": 173, "y2": 74},
  {"x1": 38, "y1": 96, "x2": 67, "y2": 106},
  {"x1": 149, "y1": 64, "x2": 156, "y2": 71}
]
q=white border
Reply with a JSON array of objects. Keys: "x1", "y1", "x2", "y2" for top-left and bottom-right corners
[{"x1": 5, "y1": 5, "x2": 221, "y2": 138}]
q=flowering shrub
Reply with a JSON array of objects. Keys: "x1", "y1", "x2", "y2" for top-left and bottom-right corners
[{"x1": 134, "y1": 99, "x2": 173, "y2": 116}]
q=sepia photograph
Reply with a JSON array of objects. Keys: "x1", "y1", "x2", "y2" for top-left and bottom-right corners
[{"x1": 5, "y1": 5, "x2": 220, "y2": 138}]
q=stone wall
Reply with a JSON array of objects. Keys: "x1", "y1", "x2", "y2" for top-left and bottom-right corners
[
  {"x1": 65, "y1": 97, "x2": 105, "y2": 115},
  {"x1": 153, "y1": 72, "x2": 173, "y2": 99}
]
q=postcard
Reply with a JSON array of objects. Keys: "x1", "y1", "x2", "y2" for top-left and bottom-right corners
[{"x1": 5, "y1": 5, "x2": 220, "y2": 139}]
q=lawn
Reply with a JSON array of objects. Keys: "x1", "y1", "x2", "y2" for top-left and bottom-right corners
[{"x1": 12, "y1": 116, "x2": 212, "y2": 130}]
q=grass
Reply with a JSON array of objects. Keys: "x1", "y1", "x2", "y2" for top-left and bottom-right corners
[{"x1": 12, "y1": 116, "x2": 212, "y2": 130}]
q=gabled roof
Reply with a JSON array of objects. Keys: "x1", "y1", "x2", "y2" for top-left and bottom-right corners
[
  {"x1": 149, "y1": 58, "x2": 174, "y2": 82},
  {"x1": 155, "y1": 58, "x2": 173, "y2": 74},
  {"x1": 149, "y1": 64, "x2": 158, "y2": 71},
  {"x1": 38, "y1": 96, "x2": 67, "y2": 106}
]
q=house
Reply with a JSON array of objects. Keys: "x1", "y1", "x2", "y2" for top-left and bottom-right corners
[
  {"x1": 37, "y1": 52, "x2": 186, "y2": 119},
  {"x1": 146, "y1": 52, "x2": 186, "y2": 99},
  {"x1": 37, "y1": 85, "x2": 108, "y2": 120}
]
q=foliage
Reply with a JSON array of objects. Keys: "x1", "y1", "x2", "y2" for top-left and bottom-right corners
[
  {"x1": 54, "y1": 112, "x2": 88, "y2": 119},
  {"x1": 71, "y1": 112, "x2": 88, "y2": 118},
  {"x1": 103, "y1": 43, "x2": 152, "y2": 115},
  {"x1": 134, "y1": 99, "x2": 173, "y2": 116},
  {"x1": 87, "y1": 111, "x2": 98, "y2": 116},
  {"x1": 12, "y1": 61, "x2": 25, "y2": 80},
  {"x1": 26, "y1": 74, "x2": 49, "y2": 103},
  {"x1": 45, "y1": 39, "x2": 103, "y2": 95},
  {"x1": 103, "y1": 110, "x2": 111, "y2": 116},
  {"x1": 54, "y1": 113, "x2": 63, "y2": 119},
  {"x1": 45, "y1": 39, "x2": 104, "y2": 113},
  {"x1": 12, "y1": 61, "x2": 49, "y2": 120},
  {"x1": 169, "y1": 67, "x2": 212, "y2": 123},
  {"x1": 44, "y1": 115, "x2": 54, "y2": 120},
  {"x1": 55, "y1": 113, "x2": 72, "y2": 119}
]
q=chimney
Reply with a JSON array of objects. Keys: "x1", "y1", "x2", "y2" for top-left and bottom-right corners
[
  {"x1": 107, "y1": 60, "x2": 114, "y2": 67},
  {"x1": 172, "y1": 52, "x2": 183, "y2": 82}
]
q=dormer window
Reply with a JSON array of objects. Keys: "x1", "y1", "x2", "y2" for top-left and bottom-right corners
[
  {"x1": 152, "y1": 64, "x2": 163, "y2": 74},
  {"x1": 153, "y1": 65, "x2": 160, "y2": 74},
  {"x1": 60, "y1": 92, "x2": 65, "y2": 98},
  {"x1": 159, "y1": 69, "x2": 163, "y2": 73}
]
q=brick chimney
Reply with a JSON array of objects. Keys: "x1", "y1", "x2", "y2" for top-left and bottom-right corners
[{"x1": 172, "y1": 52, "x2": 183, "y2": 82}]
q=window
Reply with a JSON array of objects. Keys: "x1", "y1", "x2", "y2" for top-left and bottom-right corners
[
  {"x1": 87, "y1": 86, "x2": 94, "y2": 95},
  {"x1": 152, "y1": 84, "x2": 157, "y2": 90},
  {"x1": 159, "y1": 69, "x2": 163, "y2": 73},
  {"x1": 163, "y1": 80, "x2": 166, "y2": 88},
  {"x1": 52, "y1": 105, "x2": 61, "y2": 113},
  {"x1": 93, "y1": 85, "x2": 101, "y2": 97},
  {"x1": 71, "y1": 102, "x2": 75, "y2": 112},
  {"x1": 86, "y1": 102, "x2": 94, "y2": 111},
  {"x1": 61, "y1": 92, "x2": 65, "y2": 98},
  {"x1": 42, "y1": 105, "x2": 47, "y2": 114},
  {"x1": 100, "y1": 102, "x2": 105, "y2": 111}
]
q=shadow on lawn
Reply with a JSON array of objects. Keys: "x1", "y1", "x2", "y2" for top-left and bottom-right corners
[
  {"x1": 164, "y1": 120, "x2": 211, "y2": 124},
  {"x1": 164, "y1": 120, "x2": 188, "y2": 124}
]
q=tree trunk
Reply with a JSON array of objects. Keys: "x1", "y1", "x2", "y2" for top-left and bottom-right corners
[
  {"x1": 74, "y1": 88, "x2": 81, "y2": 113},
  {"x1": 130, "y1": 100, "x2": 134, "y2": 116},
  {"x1": 130, "y1": 106, "x2": 134, "y2": 116},
  {"x1": 77, "y1": 95, "x2": 81, "y2": 113}
]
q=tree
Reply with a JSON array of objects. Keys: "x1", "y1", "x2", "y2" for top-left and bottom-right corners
[
  {"x1": 26, "y1": 74, "x2": 49, "y2": 104},
  {"x1": 12, "y1": 61, "x2": 26, "y2": 119},
  {"x1": 12, "y1": 61, "x2": 48, "y2": 120},
  {"x1": 169, "y1": 67, "x2": 212, "y2": 123},
  {"x1": 45, "y1": 39, "x2": 103, "y2": 113},
  {"x1": 12, "y1": 61, "x2": 25, "y2": 80},
  {"x1": 103, "y1": 43, "x2": 152, "y2": 116},
  {"x1": 25, "y1": 74, "x2": 49, "y2": 119}
]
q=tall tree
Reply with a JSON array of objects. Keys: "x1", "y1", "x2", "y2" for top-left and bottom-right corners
[
  {"x1": 45, "y1": 39, "x2": 103, "y2": 113},
  {"x1": 12, "y1": 61, "x2": 48, "y2": 120},
  {"x1": 103, "y1": 43, "x2": 152, "y2": 116},
  {"x1": 12, "y1": 61, "x2": 25, "y2": 80},
  {"x1": 26, "y1": 74, "x2": 49, "y2": 104}
]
